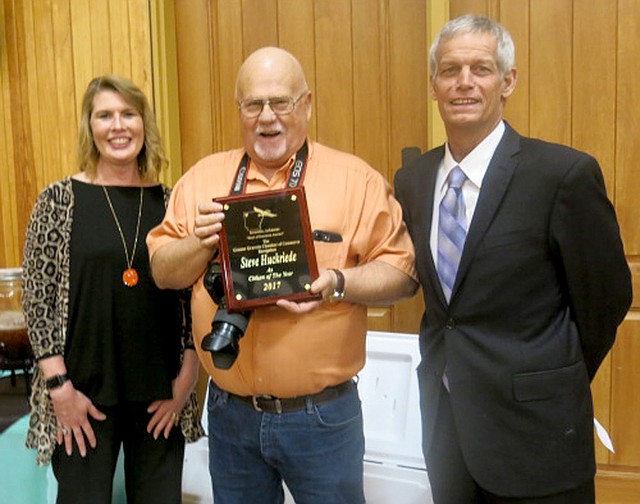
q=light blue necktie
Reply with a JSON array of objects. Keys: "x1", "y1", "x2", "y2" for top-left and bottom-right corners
[{"x1": 437, "y1": 166, "x2": 467, "y2": 302}]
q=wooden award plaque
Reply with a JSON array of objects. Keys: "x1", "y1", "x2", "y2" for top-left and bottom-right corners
[{"x1": 216, "y1": 186, "x2": 321, "y2": 312}]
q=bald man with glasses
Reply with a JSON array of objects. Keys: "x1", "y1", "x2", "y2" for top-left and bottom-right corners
[{"x1": 148, "y1": 47, "x2": 417, "y2": 504}]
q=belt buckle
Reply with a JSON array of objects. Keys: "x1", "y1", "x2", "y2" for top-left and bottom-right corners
[
  {"x1": 252, "y1": 395, "x2": 283, "y2": 414},
  {"x1": 251, "y1": 396, "x2": 263, "y2": 412}
]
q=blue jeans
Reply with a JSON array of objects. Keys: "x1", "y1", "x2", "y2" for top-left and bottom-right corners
[{"x1": 207, "y1": 380, "x2": 365, "y2": 504}]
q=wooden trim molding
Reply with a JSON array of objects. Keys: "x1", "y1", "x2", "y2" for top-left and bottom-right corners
[
  {"x1": 426, "y1": 0, "x2": 448, "y2": 150},
  {"x1": 149, "y1": 0, "x2": 183, "y2": 186}
]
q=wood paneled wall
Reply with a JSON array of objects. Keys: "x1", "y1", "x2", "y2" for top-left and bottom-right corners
[
  {"x1": 0, "y1": 0, "x2": 178, "y2": 268},
  {"x1": 174, "y1": 0, "x2": 435, "y2": 185}
]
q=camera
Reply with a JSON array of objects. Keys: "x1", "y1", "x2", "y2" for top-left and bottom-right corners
[{"x1": 200, "y1": 262, "x2": 251, "y2": 369}]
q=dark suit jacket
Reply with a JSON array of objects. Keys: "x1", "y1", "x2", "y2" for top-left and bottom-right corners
[{"x1": 394, "y1": 123, "x2": 632, "y2": 497}]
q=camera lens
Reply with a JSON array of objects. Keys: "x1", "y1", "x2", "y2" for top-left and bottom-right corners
[
  {"x1": 201, "y1": 310, "x2": 250, "y2": 369},
  {"x1": 201, "y1": 262, "x2": 252, "y2": 369},
  {"x1": 201, "y1": 322, "x2": 237, "y2": 369}
]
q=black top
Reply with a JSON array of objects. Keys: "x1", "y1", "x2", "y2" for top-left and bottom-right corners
[{"x1": 66, "y1": 180, "x2": 181, "y2": 406}]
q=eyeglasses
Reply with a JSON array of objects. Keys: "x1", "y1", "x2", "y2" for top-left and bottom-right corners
[{"x1": 237, "y1": 92, "x2": 308, "y2": 119}]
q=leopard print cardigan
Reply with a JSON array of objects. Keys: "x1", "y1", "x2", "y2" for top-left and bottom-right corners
[{"x1": 22, "y1": 177, "x2": 204, "y2": 465}]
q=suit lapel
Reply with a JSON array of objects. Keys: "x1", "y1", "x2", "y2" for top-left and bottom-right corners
[
  {"x1": 452, "y1": 124, "x2": 521, "y2": 300},
  {"x1": 413, "y1": 147, "x2": 448, "y2": 304}
]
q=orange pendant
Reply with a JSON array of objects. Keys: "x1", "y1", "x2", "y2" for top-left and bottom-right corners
[{"x1": 122, "y1": 268, "x2": 139, "y2": 287}]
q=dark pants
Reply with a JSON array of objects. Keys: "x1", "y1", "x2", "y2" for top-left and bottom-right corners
[
  {"x1": 52, "y1": 402, "x2": 185, "y2": 504},
  {"x1": 425, "y1": 383, "x2": 595, "y2": 504}
]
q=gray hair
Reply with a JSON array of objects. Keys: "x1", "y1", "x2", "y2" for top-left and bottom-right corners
[{"x1": 429, "y1": 15, "x2": 515, "y2": 78}]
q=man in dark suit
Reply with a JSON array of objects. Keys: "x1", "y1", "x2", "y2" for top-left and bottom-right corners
[{"x1": 394, "y1": 14, "x2": 632, "y2": 504}]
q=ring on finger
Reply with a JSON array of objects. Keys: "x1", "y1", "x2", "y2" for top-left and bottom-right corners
[{"x1": 61, "y1": 427, "x2": 69, "y2": 436}]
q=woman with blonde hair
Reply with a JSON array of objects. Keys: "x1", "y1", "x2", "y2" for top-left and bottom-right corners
[{"x1": 22, "y1": 75, "x2": 202, "y2": 503}]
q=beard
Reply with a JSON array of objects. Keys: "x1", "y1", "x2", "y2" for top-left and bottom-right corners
[{"x1": 253, "y1": 133, "x2": 287, "y2": 164}]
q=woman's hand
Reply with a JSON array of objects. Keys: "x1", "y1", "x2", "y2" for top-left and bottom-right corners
[
  {"x1": 50, "y1": 381, "x2": 107, "y2": 457},
  {"x1": 146, "y1": 349, "x2": 199, "y2": 439}
]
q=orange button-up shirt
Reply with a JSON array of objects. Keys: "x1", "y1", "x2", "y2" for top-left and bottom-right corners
[{"x1": 148, "y1": 141, "x2": 416, "y2": 397}]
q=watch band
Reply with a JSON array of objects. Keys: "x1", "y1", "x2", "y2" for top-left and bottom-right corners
[
  {"x1": 330, "y1": 269, "x2": 345, "y2": 300},
  {"x1": 45, "y1": 374, "x2": 69, "y2": 391}
]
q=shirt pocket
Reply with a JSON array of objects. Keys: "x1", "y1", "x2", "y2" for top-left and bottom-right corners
[{"x1": 312, "y1": 230, "x2": 346, "y2": 268}]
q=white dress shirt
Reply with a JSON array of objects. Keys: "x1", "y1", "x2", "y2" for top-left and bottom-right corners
[{"x1": 430, "y1": 121, "x2": 506, "y2": 266}]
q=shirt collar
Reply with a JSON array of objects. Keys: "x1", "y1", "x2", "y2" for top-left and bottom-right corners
[{"x1": 442, "y1": 121, "x2": 505, "y2": 190}]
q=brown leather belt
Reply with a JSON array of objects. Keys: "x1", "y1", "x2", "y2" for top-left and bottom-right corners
[{"x1": 231, "y1": 380, "x2": 355, "y2": 414}]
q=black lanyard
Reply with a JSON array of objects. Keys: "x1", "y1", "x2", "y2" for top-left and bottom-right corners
[{"x1": 229, "y1": 141, "x2": 309, "y2": 195}]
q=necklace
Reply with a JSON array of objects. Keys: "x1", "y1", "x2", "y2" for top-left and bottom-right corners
[{"x1": 102, "y1": 186, "x2": 144, "y2": 287}]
